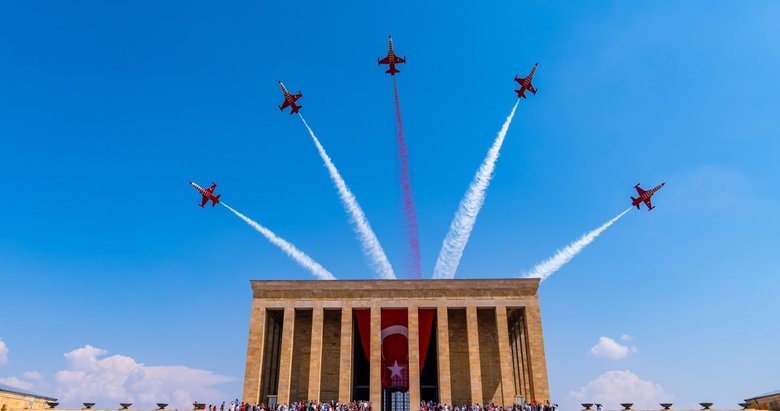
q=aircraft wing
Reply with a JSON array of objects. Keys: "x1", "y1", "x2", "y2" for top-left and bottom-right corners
[
  {"x1": 279, "y1": 100, "x2": 290, "y2": 110},
  {"x1": 635, "y1": 186, "x2": 647, "y2": 195},
  {"x1": 378, "y1": 56, "x2": 391, "y2": 65},
  {"x1": 396, "y1": 56, "x2": 406, "y2": 63},
  {"x1": 643, "y1": 198, "x2": 653, "y2": 209},
  {"x1": 290, "y1": 93, "x2": 302, "y2": 102},
  {"x1": 200, "y1": 195, "x2": 209, "y2": 207}
]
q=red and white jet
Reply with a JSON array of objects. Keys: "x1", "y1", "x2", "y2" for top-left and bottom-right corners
[
  {"x1": 278, "y1": 81, "x2": 302, "y2": 114},
  {"x1": 631, "y1": 182, "x2": 665, "y2": 211},
  {"x1": 190, "y1": 181, "x2": 221, "y2": 208},
  {"x1": 378, "y1": 36, "x2": 406, "y2": 76},
  {"x1": 514, "y1": 63, "x2": 539, "y2": 99}
]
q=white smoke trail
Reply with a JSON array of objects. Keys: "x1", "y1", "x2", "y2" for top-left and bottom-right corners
[
  {"x1": 222, "y1": 202, "x2": 336, "y2": 280},
  {"x1": 298, "y1": 114, "x2": 397, "y2": 280},
  {"x1": 523, "y1": 207, "x2": 632, "y2": 281},
  {"x1": 433, "y1": 100, "x2": 520, "y2": 279}
]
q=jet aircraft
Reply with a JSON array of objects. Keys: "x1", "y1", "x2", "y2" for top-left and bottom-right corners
[
  {"x1": 631, "y1": 182, "x2": 665, "y2": 211},
  {"x1": 378, "y1": 36, "x2": 406, "y2": 76},
  {"x1": 190, "y1": 181, "x2": 221, "y2": 208},
  {"x1": 514, "y1": 63, "x2": 539, "y2": 98},
  {"x1": 278, "y1": 81, "x2": 302, "y2": 114}
]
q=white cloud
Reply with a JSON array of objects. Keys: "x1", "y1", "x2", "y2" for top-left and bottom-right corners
[
  {"x1": 589, "y1": 336, "x2": 637, "y2": 360},
  {"x1": 54, "y1": 345, "x2": 233, "y2": 409},
  {"x1": 0, "y1": 367, "x2": 45, "y2": 392},
  {"x1": 0, "y1": 376, "x2": 33, "y2": 390},
  {"x1": 0, "y1": 339, "x2": 9, "y2": 365},
  {"x1": 569, "y1": 370, "x2": 672, "y2": 410},
  {"x1": 22, "y1": 371, "x2": 44, "y2": 382}
]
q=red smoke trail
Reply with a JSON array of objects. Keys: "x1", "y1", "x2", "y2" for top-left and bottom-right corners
[{"x1": 393, "y1": 77, "x2": 422, "y2": 279}]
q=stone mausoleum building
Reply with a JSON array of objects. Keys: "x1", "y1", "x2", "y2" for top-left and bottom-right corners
[
  {"x1": 0, "y1": 383, "x2": 56, "y2": 411},
  {"x1": 241, "y1": 279, "x2": 549, "y2": 411}
]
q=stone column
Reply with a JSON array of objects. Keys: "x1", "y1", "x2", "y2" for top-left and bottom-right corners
[
  {"x1": 277, "y1": 307, "x2": 296, "y2": 404},
  {"x1": 436, "y1": 306, "x2": 452, "y2": 406},
  {"x1": 466, "y1": 306, "x2": 483, "y2": 404},
  {"x1": 338, "y1": 305, "x2": 353, "y2": 403},
  {"x1": 408, "y1": 307, "x2": 420, "y2": 411},
  {"x1": 524, "y1": 303, "x2": 549, "y2": 402},
  {"x1": 495, "y1": 306, "x2": 515, "y2": 406},
  {"x1": 370, "y1": 306, "x2": 382, "y2": 411},
  {"x1": 308, "y1": 305, "x2": 324, "y2": 401},
  {"x1": 242, "y1": 300, "x2": 266, "y2": 403}
]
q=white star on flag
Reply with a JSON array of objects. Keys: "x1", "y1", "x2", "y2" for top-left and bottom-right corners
[{"x1": 387, "y1": 361, "x2": 405, "y2": 378}]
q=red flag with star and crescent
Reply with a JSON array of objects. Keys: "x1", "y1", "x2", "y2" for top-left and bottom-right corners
[
  {"x1": 355, "y1": 308, "x2": 435, "y2": 391},
  {"x1": 381, "y1": 309, "x2": 409, "y2": 389}
]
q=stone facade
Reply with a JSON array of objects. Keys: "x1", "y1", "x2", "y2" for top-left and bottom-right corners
[
  {"x1": 242, "y1": 279, "x2": 550, "y2": 410},
  {"x1": 745, "y1": 390, "x2": 780, "y2": 410},
  {"x1": 0, "y1": 394, "x2": 50, "y2": 411},
  {"x1": 0, "y1": 385, "x2": 55, "y2": 411}
]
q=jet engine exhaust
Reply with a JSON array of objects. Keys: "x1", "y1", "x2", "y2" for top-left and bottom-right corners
[
  {"x1": 298, "y1": 114, "x2": 397, "y2": 280},
  {"x1": 393, "y1": 77, "x2": 422, "y2": 279},
  {"x1": 221, "y1": 203, "x2": 336, "y2": 280},
  {"x1": 523, "y1": 207, "x2": 632, "y2": 281},
  {"x1": 433, "y1": 100, "x2": 520, "y2": 280}
]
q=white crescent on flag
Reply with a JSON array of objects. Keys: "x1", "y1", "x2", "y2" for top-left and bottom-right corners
[
  {"x1": 381, "y1": 325, "x2": 408, "y2": 341},
  {"x1": 381, "y1": 325, "x2": 408, "y2": 360}
]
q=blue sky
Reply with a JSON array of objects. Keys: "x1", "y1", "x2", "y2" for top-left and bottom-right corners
[{"x1": 1, "y1": 1, "x2": 779, "y2": 409}]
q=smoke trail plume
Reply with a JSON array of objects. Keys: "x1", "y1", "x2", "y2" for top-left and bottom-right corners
[
  {"x1": 433, "y1": 100, "x2": 520, "y2": 279},
  {"x1": 523, "y1": 207, "x2": 632, "y2": 281},
  {"x1": 222, "y1": 202, "x2": 336, "y2": 280},
  {"x1": 393, "y1": 78, "x2": 422, "y2": 279},
  {"x1": 298, "y1": 114, "x2": 397, "y2": 280}
]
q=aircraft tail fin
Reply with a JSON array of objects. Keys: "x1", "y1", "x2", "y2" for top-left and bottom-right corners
[
  {"x1": 631, "y1": 197, "x2": 640, "y2": 209},
  {"x1": 212, "y1": 194, "x2": 221, "y2": 206},
  {"x1": 386, "y1": 67, "x2": 399, "y2": 75}
]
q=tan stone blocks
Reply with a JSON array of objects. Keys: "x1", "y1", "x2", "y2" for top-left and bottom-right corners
[
  {"x1": 338, "y1": 306, "x2": 353, "y2": 403},
  {"x1": 448, "y1": 309, "x2": 471, "y2": 406},
  {"x1": 408, "y1": 307, "x2": 420, "y2": 410},
  {"x1": 308, "y1": 306, "x2": 324, "y2": 401},
  {"x1": 370, "y1": 306, "x2": 381, "y2": 411},
  {"x1": 320, "y1": 309, "x2": 342, "y2": 402},
  {"x1": 243, "y1": 301, "x2": 266, "y2": 403},
  {"x1": 495, "y1": 306, "x2": 516, "y2": 406},
  {"x1": 524, "y1": 304, "x2": 549, "y2": 402},
  {"x1": 276, "y1": 307, "x2": 296, "y2": 404},
  {"x1": 466, "y1": 306, "x2": 483, "y2": 405},
  {"x1": 477, "y1": 309, "x2": 500, "y2": 405},
  {"x1": 436, "y1": 306, "x2": 452, "y2": 406},
  {"x1": 290, "y1": 310, "x2": 313, "y2": 401},
  {"x1": 242, "y1": 279, "x2": 549, "y2": 407}
]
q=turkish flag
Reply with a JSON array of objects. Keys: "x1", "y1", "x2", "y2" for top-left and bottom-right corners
[
  {"x1": 354, "y1": 308, "x2": 435, "y2": 392},
  {"x1": 381, "y1": 309, "x2": 409, "y2": 390}
]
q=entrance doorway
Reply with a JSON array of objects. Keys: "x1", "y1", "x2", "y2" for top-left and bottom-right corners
[{"x1": 384, "y1": 390, "x2": 409, "y2": 411}]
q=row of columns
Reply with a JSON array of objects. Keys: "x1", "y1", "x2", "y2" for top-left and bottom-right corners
[{"x1": 243, "y1": 303, "x2": 548, "y2": 409}]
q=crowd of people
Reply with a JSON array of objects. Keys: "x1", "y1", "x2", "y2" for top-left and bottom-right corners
[
  {"x1": 207, "y1": 400, "x2": 374, "y2": 411},
  {"x1": 205, "y1": 399, "x2": 557, "y2": 411},
  {"x1": 418, "y1": 400, "x2": 557, "y2": 411}
]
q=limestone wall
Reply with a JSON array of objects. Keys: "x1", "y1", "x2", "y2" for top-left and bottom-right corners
[{"x1": 0, "y1": 392, "x2": 51, "y2": 410}]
